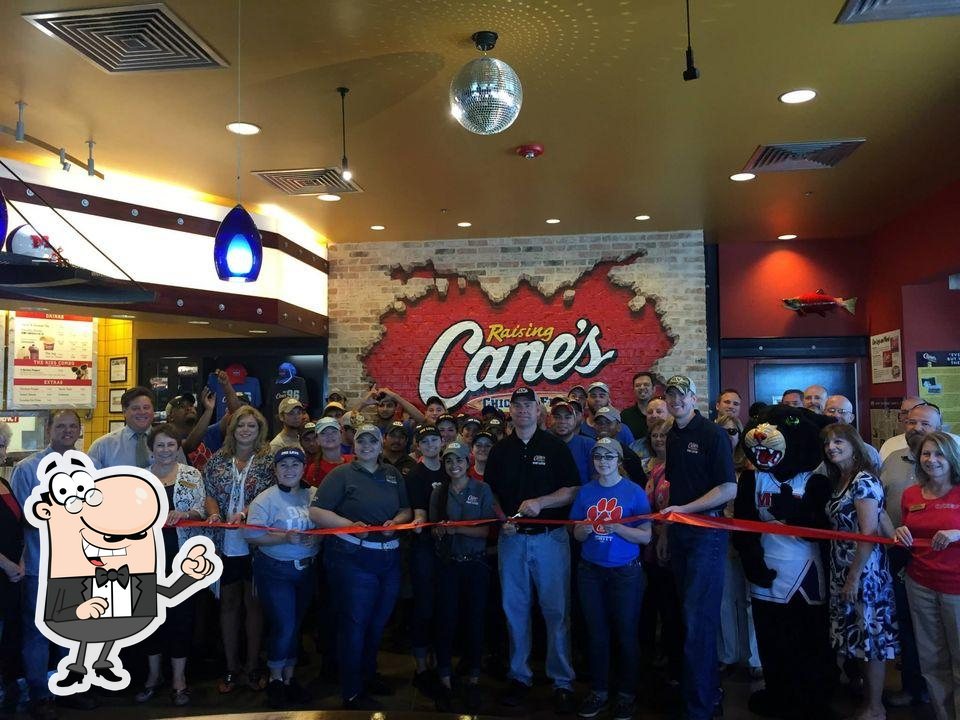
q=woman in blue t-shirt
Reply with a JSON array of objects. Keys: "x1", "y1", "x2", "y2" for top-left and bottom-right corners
[
  {"x1": 244, "y1": 447, "x2": 319, "y2": 710},
  {"x1": 571, "y1": 437, "x2": 652, "y2": 720}
]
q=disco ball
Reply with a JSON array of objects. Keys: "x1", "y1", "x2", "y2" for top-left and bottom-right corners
[{"x1": 449, "y1": 57, "x2": 523, "y2": 135}]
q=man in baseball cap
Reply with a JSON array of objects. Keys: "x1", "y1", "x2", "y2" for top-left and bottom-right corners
[
  {"x1": 270, "y1": 397, "x2": 307, "y2": 454},
  {"x1": 660, "y1": 374, "x2": 736, "y2": 720},
  {"x1": 581, "y1": 381, "x2": 635, "y2": 448},
  {"x1": 593, "y1": 406, "x2": 647, "y2": 486},
  {"x1": 487, "y1": 386, "x2": 580, "y2": 711},
  {"x1": 382, "y1": 421, "x2": 417, "y2": 478},
  {"x1": 549, "y1": 400, "x2": 593, "y2": 485}
]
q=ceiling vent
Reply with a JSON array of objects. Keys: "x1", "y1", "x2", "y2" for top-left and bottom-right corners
[
  {"x1": 251, "y1": 167, "x2": 364, "y2": 196},
  {"x1": 836, "y1": 0, "x2": 960, "y2": 23},
  {"x1": 741, "y1": 139, "x2": 866, "y2": 172},
  {"x1": 23, "y1": 3, "x2": 228, "y2": 73}
]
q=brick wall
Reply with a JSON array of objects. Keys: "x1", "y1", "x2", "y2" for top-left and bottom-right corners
[{"x1": 328, "y1": 231, "x2": 708, "y2": 410}]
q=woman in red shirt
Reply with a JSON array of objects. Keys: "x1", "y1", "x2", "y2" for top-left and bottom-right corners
[{"x1": 893, "y1": 431, "x2": 960, "y2": 720}]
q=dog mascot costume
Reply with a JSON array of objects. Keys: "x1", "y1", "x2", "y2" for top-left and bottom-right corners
[{"x1": 733, "y1": 405, "x2": 836, "y2": 719}]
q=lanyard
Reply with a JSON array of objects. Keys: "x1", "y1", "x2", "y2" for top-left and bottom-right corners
[{"x1": 228, "y1": 457, "x2": 253, "y2": 516}]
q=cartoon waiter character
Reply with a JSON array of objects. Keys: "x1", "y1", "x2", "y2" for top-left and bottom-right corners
[{"x1": 24, "y1": 450, "x2": 221, "y2": 694}]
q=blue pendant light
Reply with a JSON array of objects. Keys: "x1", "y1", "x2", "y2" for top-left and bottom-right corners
[{"x1": 213, "y1": 204, "x2": 262, "y2": 282}]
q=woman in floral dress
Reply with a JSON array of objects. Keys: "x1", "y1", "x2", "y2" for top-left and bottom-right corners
[{"x1": 822, "y1": 423, "x2": 898, "y2": 720}]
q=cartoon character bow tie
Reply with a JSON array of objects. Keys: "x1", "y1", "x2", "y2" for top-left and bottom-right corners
[{"x1": 94, "y1": 565, "x2": 130, "y2": 588}]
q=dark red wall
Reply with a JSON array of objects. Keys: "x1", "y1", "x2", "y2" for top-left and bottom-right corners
[
  {"x1": 901, "y1": 281, "x2": 960, "y2": 397},
  {"x1": 864, "y1": 180, "x2": 960, "y2": 397},
  {"x1": 719, "y1": 238, "x2": 870, "y2": 339}
]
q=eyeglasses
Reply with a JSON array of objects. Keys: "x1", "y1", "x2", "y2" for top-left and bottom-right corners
[
  {"x1": 903, "y1": 401, "x2": 941, "y2": 416},
  {"x1": 825, "y1": 408, "x2": 852, "y2": 416},
  {"x1": 592, "y1": 453, "x2": 619, "y2": 462}
]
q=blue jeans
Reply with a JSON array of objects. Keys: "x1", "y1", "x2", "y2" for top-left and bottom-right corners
[
  {"x1": 578, "y1": 558, "x2": 645, "y2": 696},
  {"x1": 409, "y1": 536, "x2": 435, "y2": 660},
  {"x1": 669, "y1": 524, "x2": 727, "y2": 720},
  {"x1": 436, "y1": 557, "x2": 490, "y2": 679},
  {"x1": 325, "y1": 538, "x2": 401, "y2": 701},
  {"x1": 21, "y1": 576, "x2": 56, "y2": 701},
  {"x1": 253, "y1": 553, "x2": 316, "y2": 670},
  {"x1": 498, "y1": 528, "x2": 574, "y2": 689}
]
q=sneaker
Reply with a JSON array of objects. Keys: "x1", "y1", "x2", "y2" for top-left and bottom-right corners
[
  {"x1": 578, "y1": 691, "x2": 608, "y2": 718},
  {"x1": 367, "y1": 672, "x2": 394, "y2": 696},
  {"x1": 266, "y1": 679, "x2": 285, "y2": 709},
  {"x1": 343, "y1": 694, "x2": 382, "y2": 710},
  {"x1": 499, "y1": 679, "x2": 530, "y2": 707},
  {"x1": 435, "y1": 684, "x2": 454, "y2": 712},
  {"x1": 29, "y1": 698, "x2": 58, "y2": 720},
  {"x1": 285, "y1": 678, "x2": 311, "y2": 705},
  {"x1": 464, "y1": 682, "x2": 482, "y2": 713},
  {"x1": 612, "y1": 696, "x2": 636, "y2": 720},
  {"x1": 555, "y1": 688, "x2": 576, "y2": 715}
]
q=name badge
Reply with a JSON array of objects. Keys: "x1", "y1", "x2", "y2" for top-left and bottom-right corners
[
  {"x1": 531, "y1": 455, "x2": 547, "y2": 466},
  {"x1": 908, "y1": 503, "x2": 926, "y2": 512}
]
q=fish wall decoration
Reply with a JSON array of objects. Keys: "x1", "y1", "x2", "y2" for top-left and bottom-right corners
[{"x1": 782, "y1": 289, "x2": 857, "y2": 317}]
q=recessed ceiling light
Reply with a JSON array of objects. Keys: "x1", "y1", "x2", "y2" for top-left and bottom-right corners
[
  {"x1": 779, "y1": 89, "x2": 817, "y2": 104},
  {"x1": 777, "y1": 234, "x2": 798, "y2": 240},
  {"x1": 370, "y1": 225, "x2": 385, "y2": 231},
  {"x1": 545, "y1": 218, "x2": 560, "y2": 224},
  {"x1": 317, "y1": 193, "x2": 341, "y2": 202},
  {"x1": 226, "y1": 121, "x2": 261, "y2": 135},
  {"x1": 110, "y1": 314, "x2": 136, "y2": 319},
  {"x1": 730, "y1": 172, "x2": 756, "y2": 182},
  {"x1": 187, "y1": 320, "x2": 210, "y2": 325},
  {"x1": 634, "y1": 214, "x2": 651, "y2": 221},
  {"x1": 457, "y1": 222, "x2": 472, "y2": 228},
  {"x1": 248, "y1": 329, "x2": 268, "y2": 334}
]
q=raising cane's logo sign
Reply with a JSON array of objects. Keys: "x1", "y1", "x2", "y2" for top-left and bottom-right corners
[{"x1": 362, "y1": 255, "x2": 676, "y2": 411}]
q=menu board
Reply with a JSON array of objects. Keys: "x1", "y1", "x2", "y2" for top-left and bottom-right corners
[
  {"x1": 917, "y1": 351, "x2": 960, "y2": 434},
  {"x1": 870, "y1": 329, "x2": 902, "y2": 384},
  {"x1": 6, "y1": 311, "x2": 96, "y2": 409}
]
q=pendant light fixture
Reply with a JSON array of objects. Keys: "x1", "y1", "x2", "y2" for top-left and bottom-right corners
[
  {"x1": 449, "y1": 31, "x2": 523, "y2": 135},
  {"x1": 337, "y1": 86, "x2": 352, "y2": 182},
  {"x1": 213, "y1": 0, "x2": 262, "y2": 283},
  {"x1": 682, "y1": 0, "x2": 700, "y2": 81}
]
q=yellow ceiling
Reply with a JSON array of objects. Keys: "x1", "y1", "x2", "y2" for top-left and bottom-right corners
[{"x1": 1, "y1": 0, "x2": 959, "y2": 246}]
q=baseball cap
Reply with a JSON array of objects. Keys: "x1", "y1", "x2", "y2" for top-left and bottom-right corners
[
  {"x1": 551, "y1": 400, "x2": 575, "y2": 415},
  {"x1": 300, "y1": 421, "x2": 318, "y2": 437},
  {"x1": 425, "y1": 395, "x2": 446, "y2": 408},
  {"x1": 327, "y1": 389, "x2": 346, "y2": 403},
  {"x1": 436, "y1": 413, "x2": 458, "y2": 428},
  {"x1": 473, "y1": 430, "x2": 495, "y2": 444},
  {"x1": 415, "y1": 424, "x2": 441, "y2": 441},
  {"x1": 323, "y1": 401, "x2": 345, "y2": 414},
  {"x1": 665, "y1": 375, "x2": 697, "y2": 396},
  {"x1": 441, "y1": 441, "x2": 471, "y2": 460},
  {"x1": 165, "y1": 393, "x2": 196, "y2": 413},
  {"x1": 386, "y1": 420, "x2": 408, "y2": 437},
  {"x1": 274, "y1": 446, "x2": 306, "y2": 464},
  {"x1": 354, "y1": 424, "x2": 383, "y2": 443},
  {"x1": 567, "y1": 399, "x2": 584, "y2": 414},
  {"x1": 510, "y1": 387, "x2": 538, "y2": 403},
  {"x1": 568, "y1": 384, "x2": 586, "y2": 396},
  {"x1": 224, "y1": 363, "x2": 247, "y2": 385},
  {"x1": 594, "y1": 406, "x2": 621, "y2": 423},
  {"x1": 461, "y1": 416, "x2": 482, "y2": 428},
  {"x1": 485, "y1": 418, "x2": 503, "y2": 429},
  {"x1": 587, "y1": 381, "x2": 610, "y2": 394},
  {"x1": 279, "y1": 397, "x2": 305, "y2": 414},
  {"x1": 591, "y1": 436, "x2": 624, "y2": 458},
  {"x1": 340, "y1": 411, "x2": 364, "y2": 429},
  {"x1": 314, "y1": 417, "x2": 341, "y2": 434}
]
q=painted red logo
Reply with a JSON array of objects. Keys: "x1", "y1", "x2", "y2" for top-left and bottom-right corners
[
  {"x1": 363, "y1": 255, "x2": 674, "y2": 411},
  {"x1": 586, "y1": 497, "x2": 623, "y2": 534}
]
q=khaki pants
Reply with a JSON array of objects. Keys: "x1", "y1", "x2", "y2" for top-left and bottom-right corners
[{"x1": 905, "y1": 575, "x2": 960, "y2": 720}]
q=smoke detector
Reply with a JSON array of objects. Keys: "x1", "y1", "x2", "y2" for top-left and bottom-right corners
[{"x1": 516, "y1": 143, "x2": 544, "y2": 159}]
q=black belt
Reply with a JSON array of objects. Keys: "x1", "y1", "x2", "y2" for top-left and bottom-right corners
[{"x1": 516, "y1": 524, "x2": 552, "y2": 535}]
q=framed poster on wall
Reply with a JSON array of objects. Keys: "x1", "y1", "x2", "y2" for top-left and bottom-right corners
[
  {"x1": 917, "y1": 350, "x2": 960, "y2": 435},
  {"x1": 5, "y1": 311, "x2": 96, "y2": 409},
  {"x1": 109, "y1": 357, "x2": 127, "y2": 383},
  {"x1": 108, "y1": 388, "x2": 124, "y2": 414}
]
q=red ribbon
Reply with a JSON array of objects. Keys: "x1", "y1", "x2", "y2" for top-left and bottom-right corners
[{"x1": 172, "y1": 512, "x2": 928, "y2": 547}]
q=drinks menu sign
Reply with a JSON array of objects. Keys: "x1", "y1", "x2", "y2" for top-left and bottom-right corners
[{"x1": 6, "y1": 311, "x2": 96, "y2": 409}]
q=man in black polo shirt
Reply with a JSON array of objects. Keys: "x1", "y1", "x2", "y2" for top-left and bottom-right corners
[
  {"x1": 659, "y1": 375, "x2": 737, "y2": 720},
  {"x1": 487, "y1": 387, "x2": 580, "y2": 714}
]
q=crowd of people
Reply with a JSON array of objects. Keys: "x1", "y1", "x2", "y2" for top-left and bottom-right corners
[{"x1": 1, "y1": 372, "x2": 960, "y2": 720}]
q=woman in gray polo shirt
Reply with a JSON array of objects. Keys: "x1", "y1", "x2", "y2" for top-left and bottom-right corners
[
  {"x1": 309, "y1": 424, "x2": 412, "y2": 710},
  {"x1": 430, "y1": 440, "x2": 496, "y2": 713}
]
